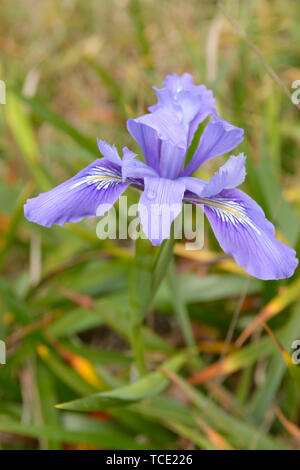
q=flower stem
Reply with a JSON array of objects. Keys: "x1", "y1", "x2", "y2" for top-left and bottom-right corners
[
  {"x1": 152, "y1": 230, "x2": 175, "y2": 295},
  {"x1": 167, "y1": 256, "x2": 195, "y2": 347},
  {"x1": 130, "y1": 238, "x2": 152, "y2": 377},
  {"x1": 130, "y1": 230, "x2": 177, "y2": 377},
  {"x1": 130, "y1": 321, "x2": 148, "y2": 376}
]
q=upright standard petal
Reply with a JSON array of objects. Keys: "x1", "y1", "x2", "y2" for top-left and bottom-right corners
[
  {"x1": 182, "y1": 114, "x2": 244, "y2": 177},
  {"x1": 178, "y1": 176, "x2": 207, "y2": 199},
  {"x1": 149, "y1": 73, "x2": 215, "y2": 146},
  {"x1": 150, "y1": 73, "x2": 215, "y2": 117},
  {"x1": 127, "y1": 110, "x2": 187, "y2": 179},
  {"x1": 200, "y1": 153, "x2": 246, "y2": 198},
  {"x1": 97, "y1": 139, "x2": 122, "y2": 165},
  {"x1": 121, "y1": 148, "x2": 158, "y2": 182},
  {"x1": 24, "y1": 159, "x2": 129, "y2": 227},
  {"x1": 160, "y1": 73, "x2": 195, "y2": 94},
  {"x1": 178, "y1": 153, "x2": 246, "y2": 200},
  {"x1": 138, "y1": 176, "x2": 185, "y2": 245},
  {"x1": 201, "y1": 189, "x2": 298, "y2": 280}
]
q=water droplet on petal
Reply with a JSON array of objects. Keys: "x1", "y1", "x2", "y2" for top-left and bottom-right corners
[{"x1": 147, "y1": 188, "x2": 157, "y2": 200}]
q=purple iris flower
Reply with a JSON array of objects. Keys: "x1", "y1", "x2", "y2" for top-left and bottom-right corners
[{"x1": 24, "y1": 73, "x2": 298, "y2": 280}]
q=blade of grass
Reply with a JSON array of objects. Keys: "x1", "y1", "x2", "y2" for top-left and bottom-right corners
[
  {"x1": 163, "y1": 370, "x2": 287, "y2": 450},
  {"x1": 36, "y1": 362, "x2": 61, "y2": 450},
  {"x1": 0, "y1": 416, "x2": 150, "y2": 449},
  {"x1": 56, "y1": 350, "x2": 191, "y2": 411},
  {"x1": 236, "y1": 278, "x2": 300, "y2": 347},
  {"x1": 249, "y1": 305, "x2": 300, "y2": 421}
]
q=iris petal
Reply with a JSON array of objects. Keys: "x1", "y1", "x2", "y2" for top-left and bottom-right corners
[
  {"x1": 200, "y1": 153, "x2": 246, "y2": 197},
  {"x1": 138, "y1": 176, "x2": 185, "y2": 245},
  {"x1": 97, "y1": 139, "x2": 122, "y2": 165},
  {"x1": 24, "y1": 159, "x2": 129, "y2": 227},
  {"x1": 201, "y1": 189, "x2": 298, "y2": 280},
  {"x1": 150, "y1": 73, "x2": 215, "y2": 119},
  {"x1": 127, "y1": 111, "x2": 187, "y2": 178},
  {"x1": 149, "y1": 73, "x2": 215, "y2": 147},
  {"x1": 179, "y1": 153, "x2": 246, "y2": 200},
  {"x1": 182, "y1": 114, "x2": 244, "y2": 177},
  {"x1": 178, "y1": 176, "x2": 207, "y2": 198},
  {"x1": 122, "y1": 150, "x2": 158, "y2": 181}
]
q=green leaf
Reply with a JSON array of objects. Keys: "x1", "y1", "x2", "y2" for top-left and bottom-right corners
[
  {"x1": 0, "y1": 277, "x2": 33, "y2": 325},
  {"x1": 56, "y1": 351, "x2": 189, "y2": 411},
  {"x1": 36, "y1": 362, "x2": 61, "y2": 450},
  {"x1": 37, "y1": 345, "x2": 96, "y2": 396},
  {"x1": 0, "y1": 182, "x2": 33, "y2": 272},
  {"x1": 256, "y1": 154, "x2": 299, "y2": 246},
  {"x1": 155, "y1": 274, "x2": 262, "y2": 308},
  {"x1": 5, "y1": 92, "x2": 51, "y2": 190},
  {"x1": 161, "y1": 372, "x2": 287, "y2": 450},
  {"x1": 249, "y1": 304, "x2": 300, "y2": 421}
]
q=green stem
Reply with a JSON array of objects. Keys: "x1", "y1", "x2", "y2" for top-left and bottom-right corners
[
  {"x1": 167, "y1": 256, "x2": 195, "y2": 347},
  {"x1": 130, "y1": 239, "x2": 152, "y2": 377},
  {"x1": 152, "y1": 230, "x2": 175, "y2": 295},
  {"x1": 130, "y1": 322, "x2": 147, "y2": 377},
  {"x1": 130, "y1": 230, "x2": 177, "y2": 377}
]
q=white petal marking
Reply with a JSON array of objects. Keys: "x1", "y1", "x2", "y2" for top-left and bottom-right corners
[
  {"x1": 70, "y1": 166, "x2": 123, "y2": 191},
  {"x1": 186, "y1": 195, "x2": 261, "y2": 235},
  {"x1": 204, "y1": 197, "x2": 261, "y2": 235}
]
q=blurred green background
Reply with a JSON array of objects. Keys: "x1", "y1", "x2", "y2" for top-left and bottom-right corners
[{"x1": 0, "y1": 0, "x2": 300, "y2": 450}]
